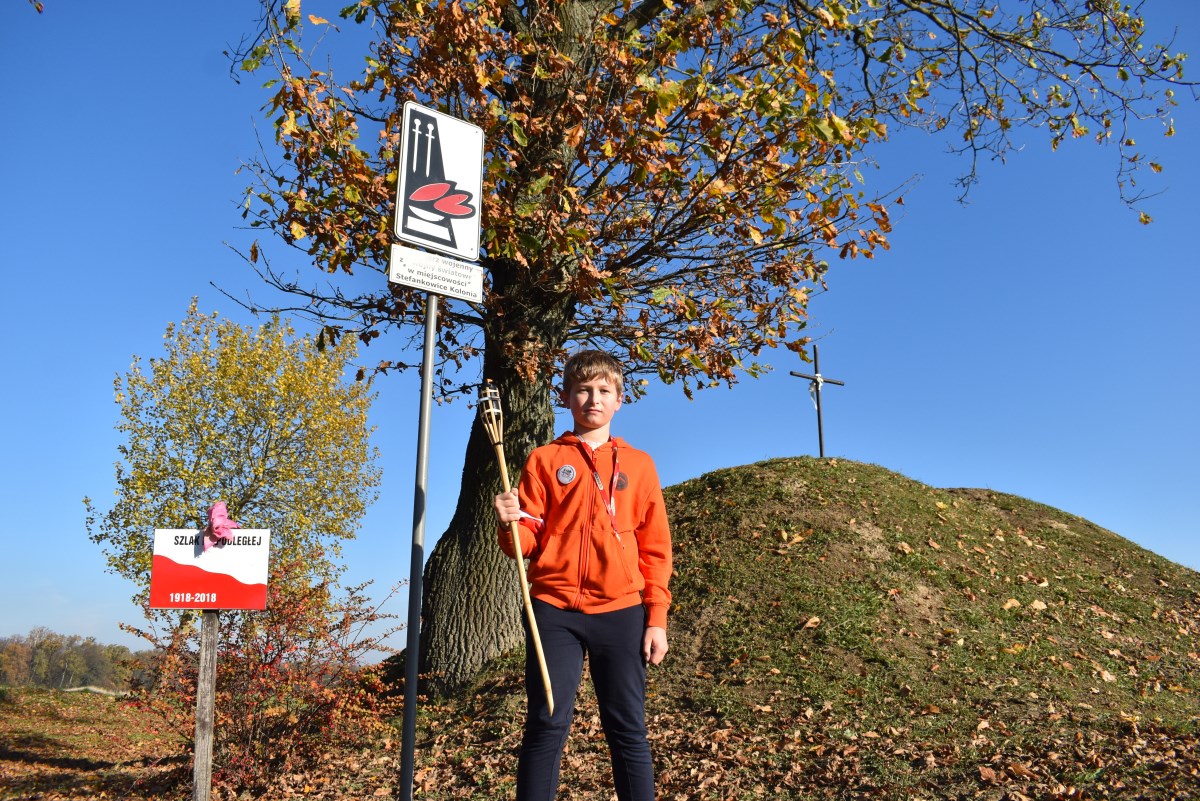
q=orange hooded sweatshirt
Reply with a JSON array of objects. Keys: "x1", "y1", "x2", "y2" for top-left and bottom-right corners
[{"x1": 498, "y1": 432, "x2": 672, "y2": 629}]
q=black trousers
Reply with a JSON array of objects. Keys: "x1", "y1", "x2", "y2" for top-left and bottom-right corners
[{"x1": 516, "y1": 599, "x2": 654, "y2": 801}]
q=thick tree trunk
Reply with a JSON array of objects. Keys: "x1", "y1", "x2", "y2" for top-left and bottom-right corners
[{"x1": 419, "y1": 333, "x2": 564, "y2": 693}]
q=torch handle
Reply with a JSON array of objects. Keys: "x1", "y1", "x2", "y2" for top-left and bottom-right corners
[{"x1": 493, "y1": 443, "x2": 555, "y2": 716}]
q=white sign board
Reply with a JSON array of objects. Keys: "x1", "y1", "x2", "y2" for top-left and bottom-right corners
[
  {"x1": 149, "y1": 529, "x2": 271, "y2": 610},
  {"x1": 389, "y1": 243, "x2": 484, "y2": 303},
  {"x1": 393, "y1": 102, "x2": 484, "y2": 262}
]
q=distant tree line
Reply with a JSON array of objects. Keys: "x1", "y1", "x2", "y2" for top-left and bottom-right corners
[{"x1": 0, "y1": 628, "x2": 151, "y2": 691}]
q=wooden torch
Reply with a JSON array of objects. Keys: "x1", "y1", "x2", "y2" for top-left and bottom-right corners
[{"x1": 478, "y1": 381, "x2": 555, "y2": 715}]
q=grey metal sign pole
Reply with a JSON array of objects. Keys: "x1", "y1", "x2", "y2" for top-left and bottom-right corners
[
  {"x1": 399, "y1": 292, "x2": 437, "y2": 801},
  {"x1": 390, "y1": 102, "x2": 485, "y2": 801},
  {"x1": 789, "y1": 344, "x2": 845, "y2": 458}
]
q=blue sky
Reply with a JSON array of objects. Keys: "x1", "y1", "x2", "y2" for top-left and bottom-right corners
[{"x1": 2, "y1": 2, "x2": 1197, "y2": 655}]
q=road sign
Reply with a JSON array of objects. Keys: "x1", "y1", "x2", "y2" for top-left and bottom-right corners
[
  {"x1": 393, "y1": 102, "x2": 484, "y2": 262},
  {"x1": 389, "y1": 103, "x2": 488, "y2": 801},
  {"x1": 149, "y1": 528, "x2": 271, "y2": 610}
]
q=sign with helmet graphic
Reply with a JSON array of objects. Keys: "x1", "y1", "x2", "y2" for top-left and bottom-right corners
[{"x1": 393, "y1": 102, "x2": 484, "y2": 262}]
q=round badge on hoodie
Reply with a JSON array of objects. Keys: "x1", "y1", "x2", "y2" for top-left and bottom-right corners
[{"x1": 557, "y1": 464, "x2": 577, "y2": 485}]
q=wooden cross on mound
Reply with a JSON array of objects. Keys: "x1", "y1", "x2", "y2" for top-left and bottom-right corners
[{"x1": 789, "y1": 344, "x2": 845, "y2": 458}]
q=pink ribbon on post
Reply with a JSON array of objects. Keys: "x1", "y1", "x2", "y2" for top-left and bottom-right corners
[{"x1": 202, "y1": 501, "x2": 241, "y2": 552}]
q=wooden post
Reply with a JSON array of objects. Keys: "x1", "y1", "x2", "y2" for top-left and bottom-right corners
[{"x1": 193, "y1": 610, "x2": 220, "y2": 801}]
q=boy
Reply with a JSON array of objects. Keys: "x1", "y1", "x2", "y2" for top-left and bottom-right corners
[{"x1": 494, "y1": 349, "x2": 672, "y2": 801}]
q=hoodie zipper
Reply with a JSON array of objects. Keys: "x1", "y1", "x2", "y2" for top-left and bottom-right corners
[{"x1": 571, "y1": 458, "x2": 595, "y2": 611}]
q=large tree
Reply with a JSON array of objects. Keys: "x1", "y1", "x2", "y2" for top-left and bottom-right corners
[{"x1": 232, "y1": 0, "x2": 1189, "y2": 689}]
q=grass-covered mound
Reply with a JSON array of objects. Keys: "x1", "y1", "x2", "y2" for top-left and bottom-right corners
[
  {"x1": 4, "y1": 457, "x2": 1196, "y2": 799},
  {"x1": 413, "y1": 457, "x2": 1200, "y2": 800}
]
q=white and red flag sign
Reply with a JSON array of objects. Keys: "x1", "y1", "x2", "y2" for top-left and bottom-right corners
[
  {"x1": 393, "y1": 102, "x2": 484, "y2": 262},
  {"x1": 149, "y1": 528, "x2": 271, "y2": 610}
]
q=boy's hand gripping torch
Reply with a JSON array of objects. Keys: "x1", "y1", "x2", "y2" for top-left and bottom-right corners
[{"x1": 479, "y1": 381, "x2": 555, "y2": 715}]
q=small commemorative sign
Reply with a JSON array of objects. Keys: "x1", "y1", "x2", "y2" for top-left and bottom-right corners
[
  {"x1": 388, "y1": 241, "x2": 482, "y2": 303},
  {"x1": 149, "y1": 529, "x2": 271, "y2": 610},
  {"x1": 389, "y1": 243, "x2": 484, "y2": 303}
]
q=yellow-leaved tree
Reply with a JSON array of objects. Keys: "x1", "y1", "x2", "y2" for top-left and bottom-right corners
[
  {"x1": 87, "y1": 299, "x2": 380, "y2": 595},
  {"x1": 85, "y1": 300, "x2": 392, "y2": 793}
]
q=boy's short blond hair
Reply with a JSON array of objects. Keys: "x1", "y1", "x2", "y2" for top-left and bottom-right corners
[{"x1": 562, "y1": 350, "x2": 625, "y2": 394}]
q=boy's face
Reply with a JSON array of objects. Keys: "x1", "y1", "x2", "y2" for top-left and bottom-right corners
[{"x1": 562, "y1": 375, "x2": 623, "y2": 434}]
